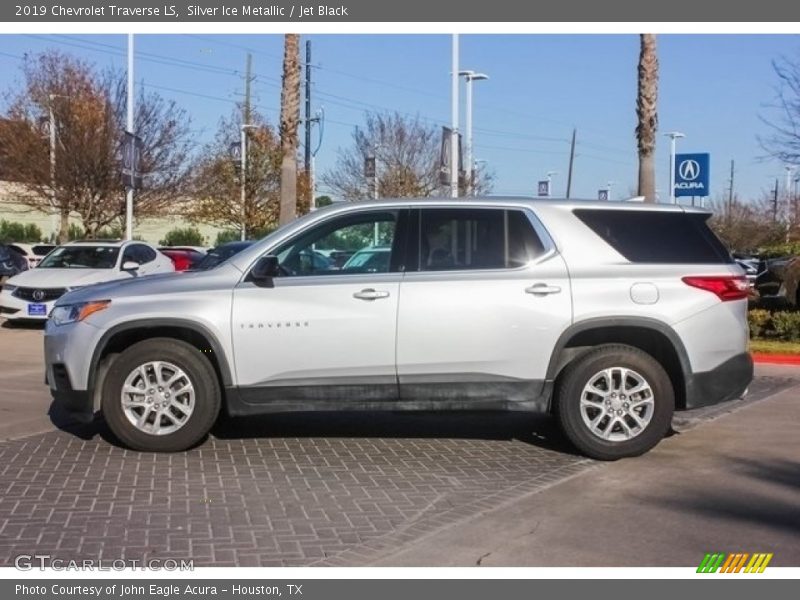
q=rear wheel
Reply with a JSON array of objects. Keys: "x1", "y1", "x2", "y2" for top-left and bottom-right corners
[
  {"x1": 555, "y1": 344, "x2": 674, "y2": 460},
  {"x1": 101, "y1": 338, "x2": 221, "y2": 451}
]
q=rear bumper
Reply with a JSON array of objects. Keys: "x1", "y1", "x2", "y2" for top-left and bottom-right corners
[{"x1": 684, "y1": 352, "x2": 754, "y2": 409}]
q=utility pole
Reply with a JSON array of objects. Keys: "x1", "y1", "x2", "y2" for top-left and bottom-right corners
[
  {"x1": 243, "y1": 53, "x2": 252, "y2": 124},
  {"x1": 566, "y1": 128, "x2": 576, "y2": 199},
  {"x1": 450, "y1": 34, "x2": 459, "y2": 198},
  {"x1": 304, "y1": 41, "x2": 312, "y2": 208},
  {"x1": 773, "y1": 178, "x2": 779, "y2": 222},
  {"x1": 786, "y1": 166, "x2": 796, "y2": 242},
  {"x1": 727, "y1": 159, "x2": 735, "y2": 225},
  {"x1": 125, "y1": 34, "x2": 134, "y2": 240}
]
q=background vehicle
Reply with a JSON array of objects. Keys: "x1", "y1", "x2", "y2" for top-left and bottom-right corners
[
  {"x1": 192, "y1": 241, "x2": 254, "y2": 271},
  {"x1": 45, "y1": 199, "x2": 752, "y2": 460},
  {"x1": 158, "y1": 248, "x2": 205, "y2": 272},
  {"x1": 0, "y1": 239, "x2": 174, "y2": 321},
  {"x1": 8, "y1": 243, "x2": 56, "y2": 268},
  {"x1": 779, "y1": 256, "x2": 800, "y2": 307},
  {"x1": 0, "y1": 243, "x2": 29, "y2": 283},
  {"x1": 341, "y1": 246, "x2": 391, "y2": 273}
]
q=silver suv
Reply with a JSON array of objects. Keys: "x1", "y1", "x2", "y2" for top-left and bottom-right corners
[{"x1": 44, "y1": 199, "x2": 753, "y2": 459}]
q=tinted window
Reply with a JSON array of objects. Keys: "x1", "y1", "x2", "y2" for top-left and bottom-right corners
[
  {"x1": 135, "y1": 245, "x2": 157, "y2": 264},
  {"x1": 32, "y1": 245, "x2": 55, "y2": 256},
  {"x1": 194, "y1": 242, "x2": 254, "y2": 271},
  {"x1": 273, "y1": 211, "x2": 398, "y2": 276},
  {"x1": 417, "y1": 208, "x2": 544, "y2": 271},
  {"x1": 574, "y1": 209, "x2": 733, "y2": 264}
]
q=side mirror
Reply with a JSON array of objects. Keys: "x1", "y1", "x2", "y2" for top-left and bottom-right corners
[
  {"x1": 122, "y1": 260, "x2": 140, "y2": 272},
  {"x1": 249, "y1": 255, "x2": 280, "y2": 285}
]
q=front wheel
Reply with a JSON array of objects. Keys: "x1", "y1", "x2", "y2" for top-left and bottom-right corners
[
  {"x1": 555, "y1": 344, "x2": 674, "y2": 460},
  {"x1": 101, "y1": 338, "x2": 221, "y2": 452}
]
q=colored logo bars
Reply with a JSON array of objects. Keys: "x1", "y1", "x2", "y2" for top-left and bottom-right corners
[{"x1": 697, "y1": 552, "x2": 773, "y2": 573}]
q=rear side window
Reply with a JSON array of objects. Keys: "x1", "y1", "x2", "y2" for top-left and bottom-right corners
[
  {"x1": 573, "y1": 209, "x2": 733, "y2": 264},
  {"x1": 415, "y1": 208, "x2": 545, "y2": 271}
]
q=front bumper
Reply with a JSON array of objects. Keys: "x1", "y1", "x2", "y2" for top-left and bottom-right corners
[
  {"x1": 44, "y1": 320, "x2": 100, "y2": 423},
  {"x1": 684, "y1": 352, "x2": 754, "y2": 409},
  {"x1": 0, "y1": 291, "x2": 55, "y2": 320}
]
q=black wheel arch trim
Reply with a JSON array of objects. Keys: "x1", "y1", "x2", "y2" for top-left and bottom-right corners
[
  {"x1": 546, "y1": 316, "x2": 692, "y2": 389},
  {"x1": 88, "y1": 318, "x2": 233, "y2": 390}
]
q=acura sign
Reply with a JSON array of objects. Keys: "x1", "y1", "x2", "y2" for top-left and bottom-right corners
[{"x1": 674, "y1": 153, "x2": 710, "y2": 197}]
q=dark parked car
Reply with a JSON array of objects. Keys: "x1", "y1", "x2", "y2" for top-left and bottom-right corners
[
  {"x1": 192, "y1": 241, "x2": 256, "y2": 271},
  {"x1": 0, "y1": 243, "x2": 29, "y2": 282}
]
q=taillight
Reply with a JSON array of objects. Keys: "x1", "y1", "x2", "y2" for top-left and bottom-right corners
[{"x1": 681, "y1": 275, "x2": 749, "y2": 301}]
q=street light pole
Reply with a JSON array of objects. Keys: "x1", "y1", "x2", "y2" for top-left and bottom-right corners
[
  {"x1": 240, "y1": 125, "x2": 247, "y2": 241},
  {"x1": 459, "y1": 70, "x2": 489, "y2": 196},
  {"x1": 48, "y1": 96, "x2": 56, "y2": 219},
  {"x1": 125, "y1": 33, "x2": 134, "y2": 240},
  {"x1": 665, "y1": 131, "x2": 685, "y2": 205},
  {"x1": 450, "y1": 34, "x2": 459, "y2": 198},
  {"x1": 547, "y1": 171, "x2": 558, "y2": 197}
]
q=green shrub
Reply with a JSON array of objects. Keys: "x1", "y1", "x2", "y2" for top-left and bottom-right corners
[
  {"x1": 0, "y1": 220, "x2": 42, "y2": 243},
  {"x1": 214, "y1": 229, "x2": 241, "y2": 246},
  {"x1": 770, "y1": 311, "x2": 800, "y2": 341},
  {"x1": 159, "y1": 227, "x2": 205, "y2": 247},
  {"x1": 757, "y1": 242, "x2": 800, "y2": 258},
  {"x1": 748, "y1": 309, "x2": 772, "y2": 338},
  {"x1": 214, "y1": 225, "x2": 276, "y2": 247}
]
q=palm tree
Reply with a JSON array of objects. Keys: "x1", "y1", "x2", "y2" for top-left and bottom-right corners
[
  {"x1": 279, "y1": 34, "x2": 301, "y2": 225},
  {"x1": 636, "y1": 34, "x2": 659, "y2": 203}
]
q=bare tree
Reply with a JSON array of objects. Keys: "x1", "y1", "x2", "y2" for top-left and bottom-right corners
[
  {"x1": 760, "y1": 53, "x2": 800, "y2": 165},
  {"x1": 279, "y1": 34, "x2": 301, "y2": 226},
  {"x1": 323, "y1": 111, "x2": 494, "y2": 200},
  {"x1": 708, "y1": 194, "x2": 786, "y2": 251},
  {"x1": 190, "y1": 108, "x2": 309, "y2": 234},
  {"x1": 0, "y1": 51, "x2": 192, "y2": 242},
  {"x1": 636, "y1": 34, "x2": 659, "y2": 203}
]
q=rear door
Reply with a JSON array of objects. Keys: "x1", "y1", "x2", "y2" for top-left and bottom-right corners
[{"x1": 396, "y1": 206, "x2": 572, "y2": 404}]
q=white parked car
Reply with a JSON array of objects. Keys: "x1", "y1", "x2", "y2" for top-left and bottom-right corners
[
  {"x1": 0, "y1": 240, "x2": 174, "y2": 321},
  {"x1": 8, "y1": 243, "x2": 57, "y2": 268}
]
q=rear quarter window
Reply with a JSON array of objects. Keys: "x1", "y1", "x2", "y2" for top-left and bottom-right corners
[{"x1": 573, "y1": 209, "x2": 733, "y2": 264}]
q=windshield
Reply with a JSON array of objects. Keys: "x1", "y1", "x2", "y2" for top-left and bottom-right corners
[
  {"x1": 194, "y1": 244, "x2": 251, "y2": 271},
  {"x1": 38, "y1": 246, "x2": 120, "y2": 269},
  {"x1": 32, "y1": 245, "x2": 55, "y2": 256}
]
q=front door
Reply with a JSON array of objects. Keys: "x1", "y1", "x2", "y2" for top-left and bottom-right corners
[{"x1": 231, "y1": 209, "x2": 407, "y2": 405}]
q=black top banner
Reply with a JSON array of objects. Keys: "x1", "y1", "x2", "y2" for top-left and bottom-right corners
[{"x1": 4, "y1": 0, "x2": 800, "y2": 22}]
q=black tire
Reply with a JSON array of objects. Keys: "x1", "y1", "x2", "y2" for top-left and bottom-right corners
[
  {"x1": 555, "y1": 344, "x2": 674, "y2": 461},
  {"x1": 101, "y1": 338, "x2": 221, "y2": 452}
]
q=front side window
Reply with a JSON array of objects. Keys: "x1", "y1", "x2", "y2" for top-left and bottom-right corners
[
  {"x1": 38, "y1": 246, "x2": 120, "y2": 269},
  {"x1": 273, "y1": 211, "x2": 398, "y2": 276},
  {"x1": 417, "y1": 208, "x2": 544, "y2": 272}
]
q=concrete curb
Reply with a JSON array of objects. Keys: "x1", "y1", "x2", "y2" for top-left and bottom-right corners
[{"x1": 751, "y1": 352, "x2": 800, "y2": 365}]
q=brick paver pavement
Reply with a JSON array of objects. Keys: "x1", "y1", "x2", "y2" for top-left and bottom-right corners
[{"x1": 0, "y1": 376, "x2": 791, "y2": 567}]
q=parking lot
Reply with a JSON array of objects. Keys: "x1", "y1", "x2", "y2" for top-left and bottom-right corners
[{"x1": 1, "y1": 323, "x2": 798, "y2": 567}]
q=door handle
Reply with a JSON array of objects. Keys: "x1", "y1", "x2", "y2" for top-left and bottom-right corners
[
  {"x1": 525, "y1": 283, "x2": 562, "y2": 296},
  {"x1": 353, "y1": 288, "x2": 390, "y2": 300}
]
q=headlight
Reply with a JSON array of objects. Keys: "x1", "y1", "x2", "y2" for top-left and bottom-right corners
[
  {"x1": 50, "y1": 300, "x2": 111, "y2": 325},
  {"x1": 1, "y1": 284, "x2": 16, "y2": 293}
]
